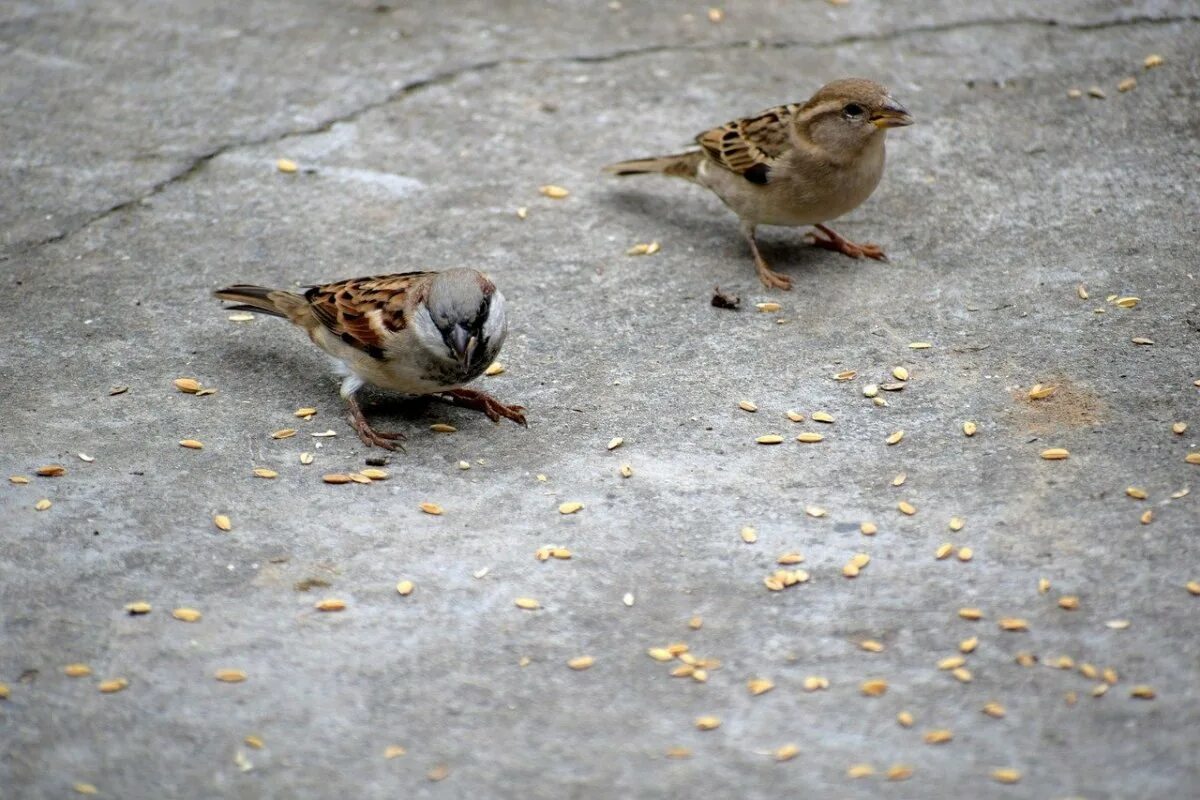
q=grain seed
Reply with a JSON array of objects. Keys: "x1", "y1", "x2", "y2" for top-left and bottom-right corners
[
  {"x1": 514, "y1": 597, "x2": 540, "y2": 610},
  {"x1": 1140, "y1": 510, "x2": 1154, "y2": 525},
  {"x1": 253, "y1": 468, "x2": 278, "y2": 479},
  {"x1": 886, "y1": 765, "x2": 913, "y2": 781},
  {"x1": 323, "y1": 473, "x2": 352, "y2": 484},
  {"x1": 833, "y1": 370, "x2": 857, "y2": 381},
  {"x1": 1186, "y1": 453, "x2": 1200, "y2": 465},
  {"x1": 1104, "y1": 667, "x2": 1119, "y2": 684},
  {"x1": 803, "y1": 676, "x2": 829, "y2": 691},
  {"x1": 299, "y1": 452, "x2": 314, "y2": 465},
  {"x1": 1015, "y1": 652, "x2": 1038, "y2": 667},
  {"x1": 998, "y1": 618, "x2": 1028, "y2": 631},
  {"x1": 1028, "y1": 384, "x2": 1057, "y2": 400},
  {"x1": 959, "y1": 608, "x2": 982, "y2": 620},
  {"x1": 172, "y1": 608, "x2": 202, "y2": 622},
  {"x1": 935, "y1": 543, "x2": 954, "y2": 560},
  {"x1": 383, "y1": 744, "x2": 406, "y2": 759},
  {"x1": 72, "y1": 783, "x2": 98, "y2": 795},
  {"x1": 846, "y1": 764, "x2": 874, "y2": 778},
  {"x1": 314, "y1": 598, "x2": 346, "y2": 612},
  {"x1": 98, "y1": 678, "x2": 128, "y2": 693},
  {"x1": 739, "y1": 526, "x2": 758, "y2": 544},
  {"x1": 863, "y1": 384, "x2": 879, "y2": 397},
  {"x1": 420, "y1": 502, "x2": 444, "y2": 515},
  {"x1": 795, "y1": 432, "x2": 824, "y2": 443},
  {"x1": 860, "y1": 679, "x2": 888, "y2": 696},
  {"x1": 1131, "y1": 337, "x2": 1154, "y2": 345},
  {"x1": 1173, "y1": 422, "x2": 1187, "y2": 434},
  {"x1": 35, "y1": 498, "x2": 52, "y2": 511},
  {"x1": 860, "y1": 521, "x2": 877, "y2": 536},
  {"x1": 1115, "y1": 296, "x2": 1139, "y2": 308},
  {"x1": 695, "y1": 716, "x2": 721, "y2": 731},
  {"x1": 892, "y1": 473, "x2": 906, "y2": 487},
  {"x1": 623, "y1": 593, "x2": 634, "y2": 606},
  {"x1": 963, "y1": 420, "x2": 978, "y2": 436},
  {"x1": 173, "y1": 378, "x2": 202, "y2": 393},
  {"x1": 774, "y1": 743, "x2": 799, "y2": 762},
  {"x1": 785, "y1": 410, "x2": 804, "y2": 422},
  {"x1": 957, "y1": 547, "x2": 973, "y2": 562},
  {"x1": 213, "y1": 514, "x2": 232, "y2": 532},
  {"x1": 812, "y1": 411, "x2": 835, "y2": 423},
  {"x1": 539, "y1": 185, "x2": 569, "y2": 198},
  {"x1": 747, "y1": 678, "x2": 775, "y2": 696},
  {"x1": 648, "y1": 648, "x2": 673, "y2": 662},
  {"x1": 992, "y1": 768, "x2": 1022, "y2": 784},
  {"x1": 860, "y1": 640, "x2": 884, "y2": 652},
  {"x1": 1092, "y1": 683, "x2": 1109, "y2": 697},
  {"x1": 619, "y1": 463, "x2": 633, "y2": 478},
  {"x1": 64, "y1": 663, "x2": 92, "y2": 677},
  {"x1": 484, "y1": 362, "x2": 505, "y2": 376},
  {"x1": 923, "y1": 729, "x2": 952, "y2": 744},
  {"x1": 396, "y1": 580, "x2": 415, "y2": 596},
  {"x1": 982, "y1": 701, "x2": 1006, "y2": 718},
  {"x1": 665, "y1": 746, "x2": 692, "y2": 759},
  {"x1": 949, "y1": 516, "x2": 965, "y2": 531},
  {"x1": 952, "y1": 667, "x2": 973, "y2": 683},
  {"x1": 9, "y1": 475, "x2": 30, "y2": 484},
  {"x1": 360, "y1": 468, "x2": 389, "y2": 480},
  {"x1": 896, "y1": 711, "x2": 914, "y2": 727},
  {"x1": 1170, "y1": 487, "x2": 1188, "y2": 498},
  {"x1": 430, "y1": 423, "x2": 457, "y2": 433},
  {"x1": 1041, "y1": 448, "x2": 1070, "y2": 460},
  {"x1": 805, "y1": 505, "x2": 827, "y2": 518},
  {"x1": 960, "y1": 637, "x2": 978, "y2": 653},
  {"x1": 215, "y1": 669, "x2": 247, "y2": 683},
  {"x1": 1106, "y1": 619, "x2": 1131, "y2": 629},
  {"x1": 1058, "y1": 596, "x2": 1080, "y2": 610},
  {"x1": 567, "y1": 656, "x2": 595, "y2": 670},
  {"x1": 688, "y1": 616, "x2": 703, "y2": 629},
  {"x1": 1088, "y1": 86, "x2": 1106, "y2": 98},
  {"x1": 938, "y1": 656, "x2": 965, "y2": 670},
  {"x1": 271, "y1": 428, "x2": 297, "y2": 439},
  {"x1": 898, "y1": 500, "x2": 916, "y2": 515},
  {"x1": 179, "y1": 439, "x2": 204, "y2": 450},
  {"x1": 777, "y1": 551, "x2": 804, "y2": 565},
  {"x1": 756, "y1": 302, "x2": 782, "y2": 313},
  {"x1": 1038, "y1": 577, "x2": 1051, "y2": 594},
  {"x1": 427, "y1": 764, "x2": 450, "y2": 782},
  {"x1": 756, "y1": 434, "x2": 783, "y2": 444},
  {"x1": 892, "y1": 366, "x2": 909, "y2": 381},
  {"x1": 1144, "y1": 53, "x2": 1164, "y2": 68},
  {"x1": 1130, "y1": 685, "x2": 1156, "y2": 699},
  {"x1": 738, "y1": 400, "x2": 758, "y2": 412},
  {"x1": 36, "y1": 464, "x2": 66, "y2": 477}
]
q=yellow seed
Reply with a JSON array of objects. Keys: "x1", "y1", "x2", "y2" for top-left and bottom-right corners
[
  {"x1": 514, "y1": 597, "x2": 540, "y2": 610},
  {"x1": 738, "y1": 400, "x2": 758, "y2": 412},
  {"x1": 740, "y1": 526, "x2": 757, "y2": 544},
  {"x1": 1038, "y1": 577, "x2": 1051, "y2": 594},
  {"x1": 484, "y1": 362, "x2": 505, "y2": 376},
  {"x1": 860, "y1": 521, "x2": 877, "y2": 536},
  {"x1": 647, "y1": 648, "x2": 674, "y2": 662},
  {"x1": 124, "y1": 601, "x2": 151, "y2": 615},
  {"x1": 276, "y1": 158, "x2": 298, "y2": 173},
  {"x1": 1126, "y1": 486, "x2": 1147, "y2": 500},
  {"x1": 909, "y1": 341, "x2": 932, "y2": 349},
  {"x1": 998, "y1": 617, "x2": 1029, "y2": 631},
  {"x1": 747, "y1": 678, "x2": 775, "y2": 696},
  {"x1": 892, "y1": 366, "x2": 909, "y2": 381},
  {"x1": 949, "y1": 516, "x2": 965, "y2": 531},
  {"x1": 396, "y1": 580, "x2": 415, "y2": 596},
  {"x1": 179, "y1": 439, "x2": 204, "y2": 450},
  {"x1": 774, "y1": 743, "x2": 800, "y2": 762},
  {"x1": 960, "y1": 637, "x2": 978, "y2": 653},
  {"x1": 795, "y1": 432, "x2": 824, "y2": 443},
  {"x1": 982, "y1": 701, "x2": 1006, "y2": 718},
  {"x1": 1131, "y1": 337, "x2": 1155, "y2": 346},
  {"x1": 850, "y1": 553, "x2": 870, "y2": 569},
  {"x1": 1028, "y1": 383, "x2": 1057, "y2": 400},
  {"x1": 567, "y1": 656, "x2": 595, "y2": 670},
  {"x1": 756, "y1": 434, "x2": 783, "y2": 444},
  {"x1": 1130, "y1": 685, "x2": 1156, "y2": 699},
  {"x1": 36, "y1": 464, "x2": 66, "y2": 477},
  {"x1": 1144, "y1": 53, "x2": 1164, "y2": 68},
  {"x1": 1080, "y1": 663, "x2": 1098, "y2": 680},
  {"x1": 1186, "y1": 581, "x2": 1200, "y2": 595},
  {"x1": 938, "y1": 656, "x2": 965, "y2": 670},
  {"x1": 253, "y1": 468, "x2": 278, "y2": 479},
  {"x1": 9, "y1": 475, "x2": 30, "y2": 484},
  {"x1": 1076, "y1": 283, "x2": 1089, "y2": 300},
  {"x1": 294, "y1": 407, "x2": 317, "y2": 418},
  {"x1": 420, "y1": 502, "x2": 444, "y2": 515},
  {"x1": 173, "y1": 377, "x2": 202, "y2": 393},
  {"x1": 863, "y1": 384, "x2": 879, "y2": 398},
  {"x1": 213, "y1": 514, "x2": 232, "y2": 532},
  {"x1": 670, "y1": 663, "x2": 694, "y2": 678},
  {"x1": 360, "y1": 468, "x2": 389, "y2": 480},
  {"x1": 896, "y1": 710, "x2": 914, "y2": 727},
  {"x1": 1092, "y1": 683, "x2": 1109, "y2": 697},
  {"x1": 1117, "y1": 76, "x2": 1137, "y2": 92},
  {"x1": 427, "y1": 764, "x2": 449, "y2": 782},
  {"x1": 215, "y1": 669, "x2": 247, "y2": 683},
  {"x1": 619, "y1": 463, "x2": 633, "y2": 478},
  {"x1": 962, "y1": 420, "x2": 977, "y2": 437},
  {"x1": 539, "y1": 184, "x2": 569, "y2": 198},
  {"x1": 299, "y1": 452, "x2": 314, "y2": 465},
  {"x1": 35, "y1": 498, "x2": 52, "y2": 511},
  {"x1": 314, "y1": 598, "x2": 346, "y2": 612},
  {"x1": 1186, "y1": 453, "x2": 1200, "y2": 465},
  {"x1": 688, "y1": 616, "x2": 703, "y2": 629},
  {"x1": 1171, "y1": 487, "x2": 1189, "y2": 498},
  {"x1": 842, "y1": 563, "x2": 860, "y2": 578},
  {"x1": 958, "y1": 607, "x2": 982, "y2": 620},
  {"x1": 72, "y1": 782, "x2": 99, "y2": 795},
  {"x1": 1115, "y1": 296, "x2": 1139, "y2": 308},
  {"x1": 172, "y1": 607, "x2": 202, "y2": 622},
  {"x1": 898, "y1": 500, "x2": 916, "y2": 516},
  {"x1": 846, "y1": 764, "x2": 875, "y2": 778},
  {"x1": 1140, "y1": 510, "x2": 1154, "y2": 525},
  {"x1": 923, "y1": 729, "x2": 953, "y2": 744},
  {"x1": 812, "y1": 411, "x2": 834, "y2": 423},
  {"x1": 271, "y1": 428, "x2": 297, "y2": 439},
  {"x1": 992, "y1": 768, "x2": 1022, "y2": 784},
  {"x1": 777, "y1": 552, "x2": 804, "y2": 565},
  {"x1": 322, "y1": 473, "x2": 351, "y2": 484},
  {"x1": 952, "y1": 667, "x2": 973, "y2": 683},
  {"x1": 430, "y1": 423, "x2": 457, "y2": 433},
  {"x1": 885, "y1": 430, "x2": 904, "y2": 446},
  {"x1": 98, "y1": 678, "x2": 129, "y2": 693},
  {"x1": 803, "y1": 676, "x2": 829, "y2": 691},
  {"x1": 891, "y1": 473, "x2": 906, "y2": 486},
  {"x1": 860, "y1": 640, "x2": 884, "y2": 653},
  {"x1": 1089, "y1": 86, "x2": 1106, "y2": 98},
  {"x1": 695, "y1": 716, "x2": 721, "y2": 731},
  {"x1": 665, "y1": 746, "x2": 692, "y2": 759},
  {"x1": 1058, "y1": 595, "x2": 1079, "y2": 610},
  {"x1": 756, "y1": 302, "x2": 782, "y2": 313},
  {"x1": 1041, "y1": 448, "x2": 1070, "y2": 460},
  {"x1": 1104, "y1": 667, "x2": 1119, "y2": 684},
  {"x1": 886, "y1": 765, "x2": 913, "y2": 781},
  {"x1": 1173, "y1": 421, "x2": 1187, "y2": 434},
  {"x1": 691, "y1": 669, "x2": 708, "y2": 683},
  {"x1": 1015, "y1": 652, "x2": 1038, "y2": 667},
  {"x1": 64, "y1": 663, "x2": 92, "y2": 677},
  {"x1": 860, "y1": 679, "x2": 888, "y2": 697},
  {"x1": 805, "y1": 505, "x2": 827, "y2": 518},
  {"x1": 240, "y1": 735, "x2": 264, "y2": 750},
  {"x1": 957, "y1": 547, "x2": 973, "y2": 562},
  {"x1": 785, "y1": 410, "x2": 804, "y2": 422},
  {"x1": 935, "y1": 543, "x2": 953, "y2": 560},
  {"x1": 1106, "y1": 619, "x2": 1131, "y2": 629}
]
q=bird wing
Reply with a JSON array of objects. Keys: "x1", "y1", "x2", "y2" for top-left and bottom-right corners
[
  {"x1": 694, "y1": 104, "x2": 800, "y2": 185},
  {"x1": 304, "y1": 272, "x2": 431, "y2": 359}
]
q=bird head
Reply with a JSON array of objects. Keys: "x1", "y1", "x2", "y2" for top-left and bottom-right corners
[
  {"x1": 798, "y1": 78, "x2": 912, "y2": 156},
  {"x1": 421, "y1": 268, "x2": 507, "y2": 377}
]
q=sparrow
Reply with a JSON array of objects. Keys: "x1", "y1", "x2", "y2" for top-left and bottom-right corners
[
  {"x1": 604, "y1": 77, "x2": 913, "y2": 290},
  {"x1": 214, "y1": 269, "x2": 526, "y2": 450}
]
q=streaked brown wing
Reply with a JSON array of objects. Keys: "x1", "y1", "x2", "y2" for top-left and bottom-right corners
[
  {"x1": 695, "y1": 104, "x2": 799, "y2": 185},
  {"x1": 304, "y1": 272, "x2": 431, "y2": 358}
]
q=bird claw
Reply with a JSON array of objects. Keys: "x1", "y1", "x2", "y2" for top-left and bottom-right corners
[{"x1": 439, "y1": 389, "x2": 528, "y2": 427}]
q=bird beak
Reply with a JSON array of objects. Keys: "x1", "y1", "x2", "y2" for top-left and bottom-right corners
[
  {"x1": 872, "y1": 98, "x2": 913, "y2": 128},
  {"x1": 450, "y1": 326, "x2": 478, "y2": 366}
]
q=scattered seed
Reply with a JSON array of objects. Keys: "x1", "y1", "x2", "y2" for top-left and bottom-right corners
[
  {"x1": 885, "y1": 430, "x2": 904, "y2": 446},
  {"x1": 1104, "y1": 667, "x2": 1119, "y2": 684},
  {"x1": 314, "y1": 598, "x2": 346, "y2": 612},
  {"x1": 98, "y1": 678, "x2": 128, "y2": 693},
  {"x1": 173, "y1": 378, "x2": 202, "y2": 394},
  {"x1": 253, "y1": 468, "x2": 278, "y2": 479},
  {"x1": 992, "y1": 768, "x2": 1022, "y2": 784},
  {"x1": 430, "y1": 423, "x2": 457, "y2": 433},
  {"x1": 514, "y1": 597, "x2": 540, "y2": 610},
  {"x1": 1119, "y1": 77, "x2": 1137, "y2": 93},
  {"x1": 739, "y1": 526, "x2": 758, "y2": 544},
  {"x1": 1172, "y1": 421, "x2": 1187, "y2": 435},
  {"x1": 860, "y1": 679, "x2": 888, "y2": 697},
  {"x1": 35, "y1": 464, "x2": 66, "y2": 478},
  {"x1": 1015, "y1": 652, "x2": 1038, "y2": 667},
  {"x1": 179, "y1": 439, "x2": 204, "y2": 450},
  {"x1": 271, "y1": 429, "x2": 297, "y2": 440},
  {"x1": 803, "y1": 676, "x2": 829, "y2": 691},
  {"x1": 172, "y1": 607, "x2": 202, "y2": 622},
  {"x1": 381, "y1": 744, "x2": 406, "y2": 759},
  {"x1": 957, "y1": 547, "x2": 973, "y2": 562},
  {"x1": 1130, "y1": 685, "x2": 1156, "y2": 699},
  {"x1": 812, "y1": 411, "x2": 835, "y2": 423},
  {"x1": 323, "y1": 473, "x2": 352, "y2": 484},
  {"x1": 396, "y1": 580, "x2": 415, "y2": 596},
  {"x1": 420, "y1": 502, "x2": 444, "y2": 515},
  {"x1": 1092, "y1": 683, "x2": 1110, "y2": 697},
  {"x1": 776, "y1": 553, "x2": 805, "y2": 568},
  {"x1": 952, "y1": 667, "x2": 973, "y2": 683},
  {"x1": 805, "y1": 505, "x2": 827, "y2": 518},
  {"x1": 892, "y1": 366, "x2": 909, "y2": 381},
  {"x1": 862, "y1": 384, "x2": 879, "y2": 398},
  {"x1": 1041, "y1": 448, "x2": 1070, "y2": 460},
  {"x1": 842, "y1": 563, "x2": 860, "y2": 578},
  {"x1": 886, "y1": 765, "x2": 913, "y2": 781},
  {"x1": 539, "y1": 184, "x2": 569, "y2": 198},
  {"x1": 1028, "y1": 384, "x2": 1057, "y2": 400},
  {"x1": 64, "y1": 663, "x2": 92, "y2": 677},
  {"x1": 360, "y1": 468, "x2": 389, "y2": 481},
  {"x1": 1088, "y1": 86, "x2": 1106, "y2": 98},
  {"x1": 923, "y1": 729, "x2": 953, "y2": 744},
  {"x1": 880, "y1": 382, "x2": 905, "y2": 392},
  {"x1": 833, "y1": 370, "x2": 857, "y2": 381},
  {"x1": 1106, "y1": 619, "x2": 1132, "y2": 629},
  {"x1": 72, "y1": 783, "x2": 98, "y2": 795},
  {"x1": 215, "y1": 668, "x2": 247, "y2": 683},
  {"x1": 35, "y1": 498, "x2": 52, "y2": 511},
  {"x1": 1171, "y1": 487, "x2": 1188, "y2": 498},
  {"x1": 623, "y1": 593, "x2": 635, "y2": 607},
  {"x1": 960, "y1": 637, "x2": 979, "y2": 653},
  {"x1": 1115, "y1": 296, "x2": 1139, "y2": 308},
  {"x1": 695, "y1": 716, "x2": 721, "y2": 731},
  {"x1": 747, "y1": 678, "x2": 775, "y2": 696},
  {"x1": 1144, "y1": 53, "x2": 1164, "y2": 68},
  {"x1": 860, "y1": 521, "x2": 877, "y2": 536},
  {"x1": 1131, "y1": 337, "x2": 1155, "y2": 346},
  {"x1": 626, "y1": 241, "x2": 661, "y2": 256},
  {"x1": 1058, "y1": 596, "x2": 1080, "y2": 610},
  {"x1": 756, "y1": 434, "x2": 783, "y2": 444},
  {"x1": 846, "y1": 764, "x2": 875, "y2": 779},
  {"x1": 9, "y1": 475, "x2": 30, "y2": 484},
  {"x1": 959, "y1": 608, "x2": 982, "y2": 620},
  {"x1": 763, "y1": 568, "x2": 808, "y2": 590},
  {"x1": 1185, "y1": 453, "x2": 1200, "y2": 465},
  {"x1": 982, "y1": 701, "x2": 1006, "y2": 718},
  {"x1": 647, "y1": 648, "x2": 674, "y2": 662},
  {"x1": 998, "y1": 618, "x2": 1028, "y2": 631},
  {"x1": 938, "y1": 656, "x2": 965, "y2": 670},
  {"x1": 785, "y1": 410, "x2": 804, "y2": 422},
  {"x1": 665, "y1": 746, "x2": 692, "y2": 759},
  {"x1": 896, "y1": 711, "x2": 914, "y2": 727},
  {"x1": 898, "y1": 501, "x2": 916, "y2": 516},
  {"x1": 213, "y1": 514, "x2": 232, "y2": 532},
  {"x1": 298, "y1": 452, "x2": 314, "y2": 466},
  {"x1": 935, "y1": 543, "x2": 954, "y2": 560},
  {"x1": 795, "y1": 432, "x2": 824, "y2": 443},
  {"x1": 1140, "y1": 510, "x2": 1154, "y2": 525},
  {"x1": 567, "y1": 656, "x2": 594, "y2": 671},
  {"x1": 756, "y1": 302, "x2": 782, "y2": 313},
  {"x1": 427, "y1": 764, "x2": 450, "y2": 782},
  {"x1": 860, "y1": 640, "x2": 884, "y2": 653},
  {"x1": 891, "y1": 473, "x2": 906, "y2": 487}
]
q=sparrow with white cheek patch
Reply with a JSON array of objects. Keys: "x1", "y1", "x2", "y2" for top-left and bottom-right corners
[
  {"x1": 604, "y1": 77, "x2": 913, "y2": 290},
  {"x1": 215, "y1": 268, "x2": 525, "y2": 450}
]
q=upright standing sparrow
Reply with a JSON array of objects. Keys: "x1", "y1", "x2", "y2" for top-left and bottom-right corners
[
  {"x1": 604, "y1": 78, "x2": 913, "y2": 290},
  {"x1": 215, "y1": 269, "x2": 525, "y2": 449}
]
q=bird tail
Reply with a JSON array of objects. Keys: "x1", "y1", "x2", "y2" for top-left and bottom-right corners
[
  {"x1": 214, "y1": 285, "x2": 308, "y2": 322},
  {"x1": 603, "y1": 151, "x2": 703, "y2": 181}
]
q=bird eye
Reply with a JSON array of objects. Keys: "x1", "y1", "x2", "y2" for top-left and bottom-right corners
[{"x1": 842, "y1": 103, "x2": 865, "y2": 119}]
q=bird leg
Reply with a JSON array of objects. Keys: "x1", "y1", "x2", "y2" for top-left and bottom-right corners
[
  {"x1": 808, "y1": 224, "x2": 888, "y2": 261},
  {"x1": 741, "y1": 222, "x2": 792, "y2": 290},
  {"x1": 345, "y1": 394, "x2": 407, "y2": 451},
  {"x1": 437, "y1": 388, "x2": 528, "y2": 427}
]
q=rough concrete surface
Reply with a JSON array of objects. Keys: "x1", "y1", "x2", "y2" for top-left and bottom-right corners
[{"x1": 2, "y1": 1, "x2": 1199, "y2": 798}]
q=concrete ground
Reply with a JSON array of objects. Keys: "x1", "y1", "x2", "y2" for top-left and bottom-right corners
[{"x1": 2, "y1": 1, "x2": 1199, "y2": 797}]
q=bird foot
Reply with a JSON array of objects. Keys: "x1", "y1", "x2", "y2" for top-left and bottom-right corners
[
  {"x1": 438, "y1": 388, "x2": 528, "y2": 427},
  {"x1": 754, "y1": 261, "x2": 793, "y2": 290},
  {"x1": 346, "y1": 398, "x2": 407, "y2": 451},
  {"x1": 808, "y1": 224, "x2": 888, "y2": 261}
]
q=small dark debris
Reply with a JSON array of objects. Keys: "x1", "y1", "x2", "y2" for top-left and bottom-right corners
[
  {"x1": 711, "y1": 286, "x2": 740, "y2": 310},
  {"x1": 365, "y1": 456, "x2": 390, "y2": 467},
  {"x1": 294, "y1": 577, "x2": 332, "y2": 592}
]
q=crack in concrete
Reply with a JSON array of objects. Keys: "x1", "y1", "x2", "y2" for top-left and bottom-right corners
[{"x1": 10, "y1": 11, "x2": 1195, "y2": 258}]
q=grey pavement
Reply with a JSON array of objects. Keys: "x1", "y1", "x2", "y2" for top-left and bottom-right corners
[{"x1": 2, "y1": 1, "x2": 1199, "y2": 798}]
